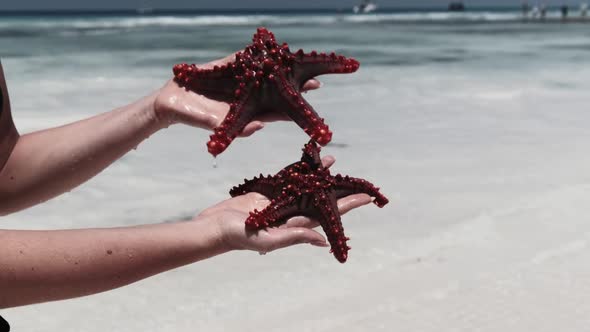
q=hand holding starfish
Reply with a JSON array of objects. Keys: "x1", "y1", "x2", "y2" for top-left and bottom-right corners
[
  {"x1": 170, "y1": 27, "x2": 359, "y2": 156},
  {"x1": 197, "y1": 156, "x2": 373, "y2": 254},
  {"x1": 153, "y1": 52, "x2": 322, "y2": 138}
]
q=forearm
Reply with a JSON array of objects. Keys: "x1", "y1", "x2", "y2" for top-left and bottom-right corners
[
  {"x1": 0, "y1": 94, "x2": 164, "y2": 215},
  {"x1": 0, "y1": 217, "x2": 228, "y2": 308}
]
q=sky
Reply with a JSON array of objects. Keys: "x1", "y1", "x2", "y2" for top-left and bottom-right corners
[{"x1": 0, "y1": 0, "x2": 582, "y2": 10}]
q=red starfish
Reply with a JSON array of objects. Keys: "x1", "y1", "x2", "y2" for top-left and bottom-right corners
[
  {"x1": 230, "y1": 140, "x2": 389, "y2": 263},
  {"x1": 173, "y1": 27, "x2": 360, "y2": 156}
]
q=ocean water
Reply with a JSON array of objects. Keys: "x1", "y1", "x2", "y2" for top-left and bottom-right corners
[{"x1": 3, "y1": 9, "x2": 590, "y2": 331}]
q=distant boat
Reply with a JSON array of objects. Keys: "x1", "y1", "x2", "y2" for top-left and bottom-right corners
[
  {"x1": 448, "y1": 2, "x2": 466, "y2": 11},
  {"x1": 353, "y1": 0, "x2": 378, "y2": 14},
  {"x1": 582, "y1": 3, "x2": 589, "y2": 17},
  {"x1": 136, "y1": 7, "x2": 154, "y2": 15}
]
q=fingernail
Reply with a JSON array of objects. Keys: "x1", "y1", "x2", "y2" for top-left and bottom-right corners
[{"x1": 310, "y1": 241, "x2": 329, "y2": 247}]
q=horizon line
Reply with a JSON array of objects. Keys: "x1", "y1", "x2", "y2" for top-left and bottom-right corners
[{"x1": 0, "y1": 6, "x2": 536, "y2": 15}]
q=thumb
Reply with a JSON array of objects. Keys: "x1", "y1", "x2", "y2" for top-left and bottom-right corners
[
  {"x1": 266, "y1": 228, "x2": 329, "y2": 252},
  {"x1": 302, "y1": 79, "x2": 322, "y2": 92},
  {"x1": 200, "y1": 51, "x2": 240, "y2": 69},
  {"x1": 239, "y1": 121, "x2": 265, "y2": 137}
]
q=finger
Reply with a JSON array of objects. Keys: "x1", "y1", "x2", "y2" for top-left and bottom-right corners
[
  {"x1": 262, "y1": 227, "x2": 329, "y2": 252},
  {"x1": 239, "y1": 121, "x2": 265, "y2": 137},
  {"x1": 321, "y1": 155, "x2": 335, "y2": 169},
  {"x1": 218, "y1": 52, "x2": 239, "y2": 65},
  {"x1": 277, "y1": 216, "x2": 314, "y2": 229},
  {"x1": 178, "y1": 92, "x2": 228, "y2": 130},
  {"x1": 279, "y1": 193, "x2": 373, "y2": 229},
  {"x1": 302, "y1": 79, "x2": 322, "y2": 92},
  {"x1": 199, "y1": 51, "x2": 240, "y2": 69},
  {"x1": 338, "y1": 193, "x2": 372, "y2": 215}
]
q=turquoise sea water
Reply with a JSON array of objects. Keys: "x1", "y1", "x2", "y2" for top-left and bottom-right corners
[{"x1": 2, "y1": 8, "x2": 590, "y2": 68}]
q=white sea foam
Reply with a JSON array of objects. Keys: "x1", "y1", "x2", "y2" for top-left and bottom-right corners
[
  {"x1": 0, "y1": 10, "x2": 580, "y2": 32},
  {"x1": 343, "y1": 11, "x2": 523, "y2": 23},
  {"x1": 0, "y1": 15, "x2": 339, "y2": 30}
]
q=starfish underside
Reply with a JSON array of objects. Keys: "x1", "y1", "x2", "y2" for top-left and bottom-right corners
[
  {"x1": 230, "y1": 140, "x2": 389, "y2": 263},
  {"x1": 173, "y1": 27, "x2": 360, "y2": 156}
]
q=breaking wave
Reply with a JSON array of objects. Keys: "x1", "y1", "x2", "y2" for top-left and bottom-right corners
[{"x1": 0, "y1": 10, "x2": 567, "y2": 34}]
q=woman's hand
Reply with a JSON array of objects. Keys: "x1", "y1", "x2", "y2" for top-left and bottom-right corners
[
  {"x1": 196, "y1": 156, "x2": 373, "y2": 254},
  {"x1": 152, "y1": 52, "x2": 322, "y2": 137}
]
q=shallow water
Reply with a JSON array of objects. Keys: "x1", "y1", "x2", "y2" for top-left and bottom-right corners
[{"x1": 3, "y1": 10, "x2": 590, "y2": 332}]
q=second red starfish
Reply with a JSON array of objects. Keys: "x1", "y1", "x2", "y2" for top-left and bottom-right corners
[
  {"x1": 230, "y1": 140, "x2": 389, "y2": 263},
  {"x1": 173, "y1": 27, "x2": 360, "y2": 156}
]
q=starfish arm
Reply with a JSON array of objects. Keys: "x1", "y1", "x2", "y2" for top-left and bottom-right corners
[
  {"x1": 300, "y1": 140, "x2": 323, "y2": 169},
  {"x1": 173, "y1": 62, "x2": 238, "y2": 102},
  {"x1": 292, "y1": 51, "x2": 360, "y2": 83},
  {"x1": 229, "y1": 175, "x2": 283, "y2": 199},
  {"x1": 172, "y1": 28, "x2": 361, "y2": 156},
  {"x1": 274, "y1": 141, "x2": 322, "y2": 179},
  {"x1": 313, "y1": 190, "x2": 350, "y2": 263},
  {"x1": 274, "y1": 74, "x2": 333, "y2": 145},
  {"x1": 333, "y1": 175, "x2": 389, "y2": 208},
  {"x1": 207, "y1": 83, "x2": 259, "y2": 156},
  {"x1": 245, "y1": 194, "x2": 298, "y2": 229},
  {"x1": 251, "y1": 27, "x2": 277, "y2": 46}
]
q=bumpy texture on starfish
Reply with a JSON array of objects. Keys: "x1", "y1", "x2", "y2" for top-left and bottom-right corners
[
  {"x1": 230, "y1": 140, "x2": 389, "y2": 263},
  {"x1": 173, "y1": 27, "x2": 360, "y2": 156}
]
